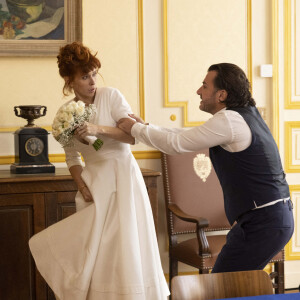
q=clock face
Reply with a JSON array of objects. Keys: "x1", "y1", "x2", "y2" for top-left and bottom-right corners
[{"x1": 25, "y1": 137, "x2": 44, "y2": 157}]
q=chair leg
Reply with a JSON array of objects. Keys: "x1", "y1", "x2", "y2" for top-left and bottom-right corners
[
  {"x1": 199, "y1": 268, "x2": 209, "y2": 274},
  {"x1": 169, "y1": 257, "x2": 178, "y2": 299},
  {"x1": 274, "y1": 261, "x2": 285, "y2": 294}
]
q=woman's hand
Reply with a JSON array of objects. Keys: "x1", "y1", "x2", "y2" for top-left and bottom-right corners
[
  {"x1": 68, "y1": 165, "x2": 93, "y2": 202},
  {"x1": 79, "y1": 185, "x2": 94, "y2": 202},
  {"x1": 75, "y1": 122, "x2": 99, "y2": 138}
]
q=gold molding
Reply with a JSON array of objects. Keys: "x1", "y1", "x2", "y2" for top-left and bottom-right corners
[
  {"x1": 138, "y1": 0, "x2": 145, "y2": 120},
  {"x1": 1, "y1": 1, "x2": 145, "y2": 132},
  {"x1": 0, "y1": 0, "x2": 149, "y2": 163},
  {"x1": 284, "y1": 0, "x2": 300, "y2": 109},
  {"x1": 272, "y1": 0, "x2": 279, "y2": 145},
  {"x1": 247, "y1": 0, "x2": 253, "y2": 86},
  {"x1": 162, "y1": 0, "x2": 200, "y2": 126},
  {"x1": 163, "y1": 0, "x2": 252, "y2": 127},
  {"x1": 0, "y1": 150, "x2": 161, "y2": 165},
  {"x1": 0, "y1": 125, "x2": 52, "y2": 133},
  {"x1": 285, "y1": 121, "x2": 300, "y2": 173},
  {"x1": 286, "y1": 185, "x2": 300, "y2": 260},
  {"x1": 0, "y1": 155, "x2": 15, "y2": 165},
  {"x1": 0, "y1": 154, "x2": 67, "y2": 165},
  {"x1": 133, "y1": 150, "x2": 161, "y2": 159},
  {"x1": 284, "y1": 0, "x2": 292, "y2": 108},
  {"x1": 274, "y1": 0, "x2": 298, "y2": 261}
]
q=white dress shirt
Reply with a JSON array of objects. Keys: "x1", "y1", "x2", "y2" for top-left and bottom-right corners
[
  {"x1": 131, "y1": 108, "x2": 252, "y2": 154},
  {"x1": 131, "y1": 108, "x2": 288, "y2": 209}
]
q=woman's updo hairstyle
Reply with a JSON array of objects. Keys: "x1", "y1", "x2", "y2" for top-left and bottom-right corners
[{"x1": 57, "y1": 42, "x2": 101, "y2": 95}]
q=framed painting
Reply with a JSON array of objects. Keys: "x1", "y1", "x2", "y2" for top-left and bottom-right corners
[{"x1": 0, "y1": 0, "x2": 82, "y2": 56}]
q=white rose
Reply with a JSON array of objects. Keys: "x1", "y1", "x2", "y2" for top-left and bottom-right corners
[
  {"x1": 65, "y1": 101, "x2": 77, "y2": 113},
  {"x1": 58, "y1": 111, "x2": 69, "y2": 122},
  {"x1": 52, "y1": 129, "x2": 58, "y2": 137},
  {"x1": 76, "y1": 105, "x2": 85, "y2": 116},
  {"x1": 66, "y1": 113, "x2": 74, "y2": 123},
  {"x1": 52, "y1": 119, "x2": 61, "y2": 130},
  {"x1": 63, "y1": 121, "x2": 71, "y2": 130},
  {"x1": 52, "y1": 128, "x2": 62, "y2": 137},
  {"x1": 77, "y1": 100, "x2": 85, "y2": 108}
]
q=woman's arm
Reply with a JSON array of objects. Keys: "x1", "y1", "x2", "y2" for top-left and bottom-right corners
[
  {"x1": 69, "y1": 165, "x2": 93, "y2": 202},
  {"x1": 75, "y1": 122, "x2": 135, "y2": 145}
]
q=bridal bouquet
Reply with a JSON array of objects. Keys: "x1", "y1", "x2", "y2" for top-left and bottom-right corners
[{"x1": 52, "y1": 100, "x2": 103, "y2": 151}]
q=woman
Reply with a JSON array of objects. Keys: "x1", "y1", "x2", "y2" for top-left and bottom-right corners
[{"x1": 29, "y1": 42, "x2": 169, "y2": 300}]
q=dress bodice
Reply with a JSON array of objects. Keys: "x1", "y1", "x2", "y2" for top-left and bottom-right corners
[{"x1": 63, "y1": 87, "x2": 133, "y2": 168}]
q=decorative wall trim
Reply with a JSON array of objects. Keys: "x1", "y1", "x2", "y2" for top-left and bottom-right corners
[
  {"x1": 272, "y1": 0, "x2": 280, "y2": 145},
  {"x1": 285, "y1": 121, "x2": 300, "y2": 173},
  {"x1": 163, "y1": 0, "x2": 200, "y2": 126},
  {"x1": 0, "y1": 126, "x2": 52, "y2": 133},
  {"x1": 138, "y1": 0, "x2": 145, "y2": 120},
  {"x1": 0, "y1": 156, "x2": 15, "y2": 165},
  {"x1": 284, "y1": 0, "x2": 300, "y2": 109},
  {"x1": 274, "y1": 0, "x2": 299, "y2": 262},
  {"x1": 1, "y1": 0, "x2": 145, "y2": 132},
  {"x1": 133, "y1": 150, "x2": 161, "y2": 159},
  {"x1": 286, "y1": 185, "x2": 300, "y2": 260},
  {"x1": 247, "y1": 0, "x2": 253, "y2": 87},
  {"x1": 163, "y1": 0, "x2": 252, "y2": 127},
  {"x1": 0, "y1": 0, "x2": 148, "y2": 164},
  {"x1": 0, "y1": 150, "x2": 161, "y2": 165}
]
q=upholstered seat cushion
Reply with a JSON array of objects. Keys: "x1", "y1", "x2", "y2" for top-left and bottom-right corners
[
  {"x1": 269, "y1": 250, "x2": 284, "y2": 262},
  {"x1": 170, "y1": 235, "x2": 226, "y2": 270}
]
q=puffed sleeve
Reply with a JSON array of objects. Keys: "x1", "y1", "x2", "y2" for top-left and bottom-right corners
[
  {"x1": 110, "y1": 89, "x2": 133, "y2": 122},
  {"x1": 64, "y1": 146, "x2": 82, "y2": 169}
]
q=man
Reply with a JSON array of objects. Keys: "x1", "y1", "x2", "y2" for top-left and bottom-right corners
[{"x1": 117, "y1": 63, "x2": 294, "y2": 272}]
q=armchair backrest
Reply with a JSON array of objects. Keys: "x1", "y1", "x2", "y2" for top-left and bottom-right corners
[{"x1": 161, "y1": 150, "x2": 230, "y2": 236}]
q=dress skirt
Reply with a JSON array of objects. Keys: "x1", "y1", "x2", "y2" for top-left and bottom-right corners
[{"x1": 29, "y1": 150, "x2": 169, "y2": 300}]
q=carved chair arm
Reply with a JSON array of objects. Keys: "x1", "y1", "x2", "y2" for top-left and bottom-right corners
[
  {"x1": 168, "y1": 203, "x2": 209, "y2": 227},
  {"x1": 168, "y1": 203, "x2": 211, "y2": 256}
]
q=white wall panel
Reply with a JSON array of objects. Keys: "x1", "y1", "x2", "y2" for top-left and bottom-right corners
[{"x1": 165, "y1": 0, "x2": 248, "y2": 126}]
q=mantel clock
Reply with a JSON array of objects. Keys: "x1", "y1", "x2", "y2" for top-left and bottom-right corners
[{"x1": 10, "y1": 105, "x2": 55, "y2": 174}]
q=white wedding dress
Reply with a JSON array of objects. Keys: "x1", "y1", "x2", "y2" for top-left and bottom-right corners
[{"x1": 29, "y1": 87, "x2": 170, "y2": 300}]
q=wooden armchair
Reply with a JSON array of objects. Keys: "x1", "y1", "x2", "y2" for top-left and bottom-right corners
[
  {"x1": 161, "y1": 150, "x2": 285, "y2": 294},
  {"x1": 171, "y1": 270, "x2": 274, "y2": 300}
]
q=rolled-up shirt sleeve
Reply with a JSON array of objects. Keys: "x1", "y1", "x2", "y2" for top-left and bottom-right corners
[
  {"x1": 131, "y1": 111, "x2": 235, "y2": 155},
  {"x1": 64, "y1": 146, "x2": 82, "y2": 169}
]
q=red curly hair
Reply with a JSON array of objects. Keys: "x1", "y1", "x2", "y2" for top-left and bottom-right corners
[{"x1": 57, "y1": 42, "x2": 101, "y2": 95}]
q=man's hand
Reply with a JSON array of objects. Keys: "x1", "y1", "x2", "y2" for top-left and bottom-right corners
[
  {"x1": 128, "y1": 114, "x2": 148, "y2": 125},
  {"x1": 117, "y1": 118, "x2": 136, "y2": 135}
]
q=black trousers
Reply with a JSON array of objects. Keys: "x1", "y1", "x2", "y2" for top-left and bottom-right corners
[{"x1": 212, "y1": 199, "x2": 294, "y2": 273}]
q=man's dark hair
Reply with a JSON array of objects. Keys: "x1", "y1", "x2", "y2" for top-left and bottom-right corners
[{"x1": 208, "y1": 63, "x2": 256, "y2": 107}]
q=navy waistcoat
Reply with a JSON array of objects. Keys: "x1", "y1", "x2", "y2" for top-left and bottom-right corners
[{"x1": 209, "y1": 106, "x2": 290, "y2": 225}]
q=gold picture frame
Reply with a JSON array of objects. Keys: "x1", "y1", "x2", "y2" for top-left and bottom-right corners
[{"x1": 0, "y1": 0, "x2": 82, "y2": 56}]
